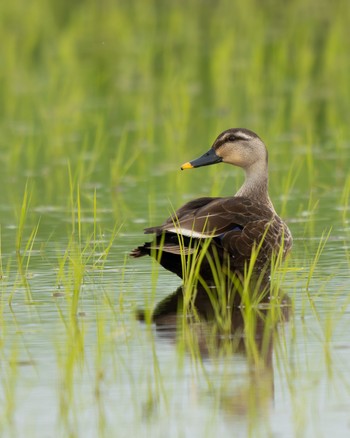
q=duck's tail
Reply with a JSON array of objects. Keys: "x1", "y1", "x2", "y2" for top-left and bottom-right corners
[{"x1": 129, "y1": 245, "x2": 149, "y2": 258}]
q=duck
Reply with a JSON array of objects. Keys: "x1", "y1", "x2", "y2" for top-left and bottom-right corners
[{"x1": 130, "y1": 128, "x2": 292, "y2": 283}]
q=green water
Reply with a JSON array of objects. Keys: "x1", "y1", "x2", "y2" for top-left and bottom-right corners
[{"x1": 1, "y1": 0, "x2": 350, "y2": 436}]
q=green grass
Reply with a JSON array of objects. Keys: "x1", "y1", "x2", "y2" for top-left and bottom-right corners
[{"x1": 0, "y1": 0, "x2": 350, "y2": 436}]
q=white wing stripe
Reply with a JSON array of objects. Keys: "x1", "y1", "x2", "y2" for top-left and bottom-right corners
[{"x1": 166, "y1": 227, "x2": 216, "y2": 238}]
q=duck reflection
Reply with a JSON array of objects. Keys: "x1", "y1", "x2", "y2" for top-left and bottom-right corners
[
  {"x1": 153, "y1": 284, "x2": 289, "y2": 337},
  {"x1": 144, "y1": 282, "x2": 291, "y2": 419}
]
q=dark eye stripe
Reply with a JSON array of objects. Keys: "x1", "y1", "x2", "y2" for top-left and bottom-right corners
[
  {"x1": 214, "y1": 131, "x2": 253, "y2": 150},
  {"x1": 225, "y1": 134, "x2": 251, "y2": 142}
]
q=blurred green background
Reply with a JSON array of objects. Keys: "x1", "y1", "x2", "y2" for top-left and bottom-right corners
[{"x1": 2, "y1": 0, "x2": 349, "y2": 218}]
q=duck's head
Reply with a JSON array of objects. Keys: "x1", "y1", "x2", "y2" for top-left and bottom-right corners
[{"x1": 181, "y1": 128, "x2": 267, "y2": 170}]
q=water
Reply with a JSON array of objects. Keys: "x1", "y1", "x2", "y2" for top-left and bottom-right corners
[{"x1": 2, "y1": 168, "x2": 349, "y2": 437}]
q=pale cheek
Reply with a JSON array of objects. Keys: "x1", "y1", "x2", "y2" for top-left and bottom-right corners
[{"x1": 222, "y1": 152, "x2": 245, "y2": 166}]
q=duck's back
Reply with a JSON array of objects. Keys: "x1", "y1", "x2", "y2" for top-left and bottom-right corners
[{"x1": 131, "y1": 195, "x2": 292, "y2": 279}]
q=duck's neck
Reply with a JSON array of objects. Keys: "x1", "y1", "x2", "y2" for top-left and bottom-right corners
[{"x1": 235, "y1": 161, "x2": 276, "y2": 213}]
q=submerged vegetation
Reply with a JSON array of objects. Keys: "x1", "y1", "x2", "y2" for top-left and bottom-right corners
[{"x1": 0, "y1": 0, "x2": 350, "y2": 436}]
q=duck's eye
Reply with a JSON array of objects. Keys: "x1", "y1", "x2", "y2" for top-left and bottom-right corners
[{"x1": 227, "y1": 135, "x2": 237, "y2": 142}]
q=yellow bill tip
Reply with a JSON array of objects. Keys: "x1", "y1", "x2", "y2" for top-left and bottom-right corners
[{"x1": 181, "y1": 162, "x2": 193, "y2": 170}]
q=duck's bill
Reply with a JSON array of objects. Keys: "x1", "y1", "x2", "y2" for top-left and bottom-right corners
[{"x1": 181, "y1": 148, "x2": 222, "y2": 170}]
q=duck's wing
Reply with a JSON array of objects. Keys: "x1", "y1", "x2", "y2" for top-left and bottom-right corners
[
  {"x1": 144, "y1": 197, "x2": 220, "y2": 235},
  {"x1": 132, "y1": 196, "x2": 289, "y2": 273},
  {"x1": 144, "y1": 196, "x2": 275, "y2": 238}
]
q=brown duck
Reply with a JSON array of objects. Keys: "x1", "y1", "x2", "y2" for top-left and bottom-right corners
[{"x1": 130, "y1": 128, "x2": 292, "y2": 282}]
